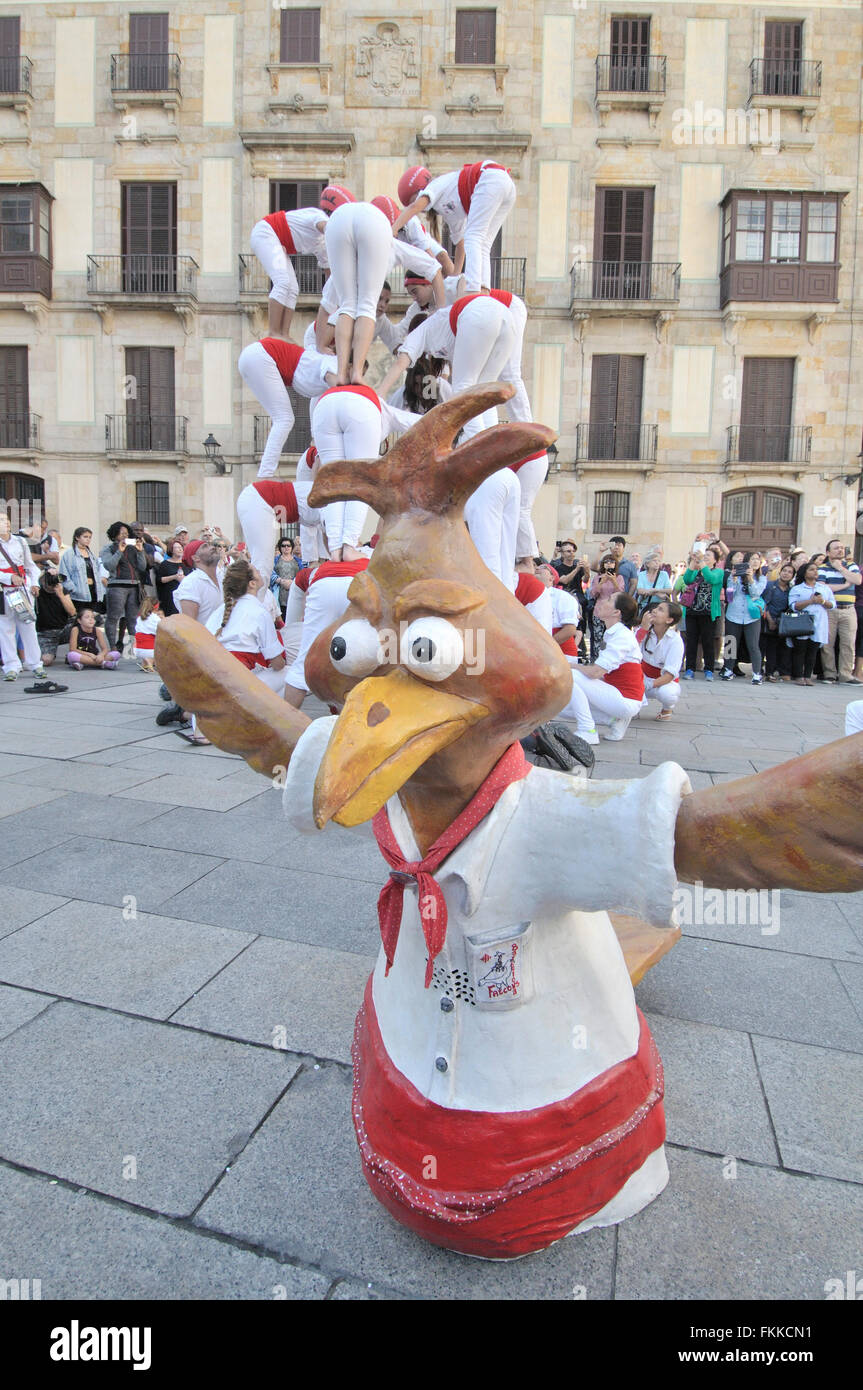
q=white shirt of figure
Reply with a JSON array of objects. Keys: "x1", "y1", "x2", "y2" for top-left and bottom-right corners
[
  {"x1": 550, "y1": 587, "x2": 580, "y2": 630},
  {"x1": 399, "y1": 216, "x2": 445, "y2": 259},
  {"x1": 422, "y1": 171, "x2": 468, "y2": 242},
  {"x1": 174, "y1": 567, "x2": 223, "y2": 626},
  {"x1": 205, "y1": 593, "x2": 283, "y2": 659},
  {"x1": 400, "y1": 306, "x2": 456, "y2": 366},
  {"x1": 0, "y1": 532, "x2": 39, "y2": 587},
  {"x1": 641, "y1": 627, "x2": 684, "y2": 676},
  {"x1": 596, "y1": 621, "x2": 642, "y2": 673},
  {"x1": 284, "y1": 207, "x2": 329, "y2": 263}
]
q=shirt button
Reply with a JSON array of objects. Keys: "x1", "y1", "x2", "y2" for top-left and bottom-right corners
[
  {"x1": 435, "y1": 1056, "x2": 448, "y2": 1073},
  {"x1": 440, "y1": 997, "x2": 454, "y2": 1013}
]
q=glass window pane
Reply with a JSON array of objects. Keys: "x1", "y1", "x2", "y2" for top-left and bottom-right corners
[
  {"x1": 770, "y1": 200, "x2": 801, "y2": 261},
  {"x1": 806, "y1": 232, "x2": 834, "y2": 262},
  {"x1": 807, "y1": 202, "x2": 836, "y2": 233},
  {"x1": 763, "y1": 492, "x2": 795, "y2": 527},
  {"x1": 722, "y1": 491, "x2": 755, "y2": 526},
  {"x1": 734, "y1": 200, "x2": 765, "y2": 261}
]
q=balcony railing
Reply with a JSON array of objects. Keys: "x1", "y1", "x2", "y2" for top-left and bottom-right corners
[
  {"x1": 490, "y1": 256, "x2": 526, "y2": 296},
  {"x1": 0, "y1": 412, "x2": 41, "y2": 450},
  {"x1": 254, "y1": 413, "x2": 313, "y2": 457},
  {"x1": 105, "y1": 415, "x2": 188, "y2": 453},
  {"x1": 576, "y1": 423, "x2": 658, "y2": 463},
  {"x1": 749, "y1": 58, "x2": 821, "y2": 100},
  {"x1": 571, "y1": 261, "x2": 680, "y2": 303},
  {"x1": 0, "y1": 56, "x2": 33, "y2": 97},
  {"x1": 726, "y1": 424, "x2": 812, "y2": 465},
  {"x1": 239, "y1": 252, "x2": 326, "y2": 298},
  {"x1": 596, "y1": 54, "x2": 666, "y2": 95},
  {"x1": 87, "y1": 255, "x2": 198, "y2": 297},
  {"x1": 110, "y1": 53, "x2": 181, "y2": 94}
]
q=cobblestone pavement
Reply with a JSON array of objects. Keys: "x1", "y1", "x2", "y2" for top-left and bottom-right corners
[{"x1": 0, "y1": 664, "x2": 860, "y2": 1300}]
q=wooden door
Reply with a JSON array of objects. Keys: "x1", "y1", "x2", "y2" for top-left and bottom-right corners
[
  {"x1": 739, "y1": 358, "x2": 794, "y2": 462},
  {"x1": 129, "y1": 13, "x2": 169, "y2": 91},
  {"x1": 0, "y1": 346, "x2": 28, "y2": 448},
  {"x1": 610, "y1": 16, "x2": 650, "y2": 91},
  {"x1": 122, "y1": 184, "x2": 177, "y2": 292},
  {"x1": 0, "y1": 16, "x2": 20, "y2": 95},
  {"x1": 764, "y1": 21, "x2": 802, "y2": 96},
  {"x1": 588, "y1": 354, "x2": 644, "y2": 459},
  {"x1": 125, "y1": 347, "x2": 175, "y2": 450},
  {"x1": 594, "y1": 188, "x2": 654, "y2": 298}
]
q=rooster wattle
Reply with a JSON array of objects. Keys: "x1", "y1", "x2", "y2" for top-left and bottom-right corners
[{"x1": 156, "y1": 383, "x2": 863, "y2": 1260}]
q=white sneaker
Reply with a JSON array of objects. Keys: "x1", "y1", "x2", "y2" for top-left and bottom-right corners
[
  {"x1": 3, "y1": 669, "x2": 19, "y2": 681},
  {"x1": 601, "y1": 717, "x2": 631, "y2": 742},
  {"x1": 579, "y1": 727, "x2": 600, "y2": 746}
]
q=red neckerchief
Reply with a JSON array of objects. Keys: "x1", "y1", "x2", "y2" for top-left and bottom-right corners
[{"x1": 372, "y1": 743, "x2": 531, "y2": 987}]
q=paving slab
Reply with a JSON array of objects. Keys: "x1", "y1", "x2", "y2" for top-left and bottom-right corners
[
  {"x1": 0, "y1": 1165, "x2": 330, "y2": 1299},
  {"x1": 0, "y1": 820, "x2": 78, "y2": 873},
  {"x1": 0, "y1": 751, "x2": 45, "y2": 776},
  {"x1": 0, "y1": 884, "x2": 70, "y2": 940},
  {"x1": 265, "y1": 820, "x2": 386, "y2": 885},
  {"x1": 0, "y1": 1001, "x2": 299, "y2": 1216},
  {"x1": 112, "y1": 773, "x2": 267, "y2": 812},
  {"x1": 644, "y1": 1012, "x2": 778, "y2": 1164},
  {"x1": 107, "y1": 795, "x2": 285, "y2": 864},
  {"x1": 5, "y1": 790, "x2": 173, "y2": 841},
  {"x1": 5, "y1": 759, "x2": 162, "y2": 796},
  {"x1": 0, "y1": 782, "x2": 68, "y2": 817},
  {"x1": 679, "y1": 891, "x2": 863, "y2": 963},
  {"x1": 836, "y1": 962, "x2": 863, "y2": 1021},
  {"x1": 0, "y1": 984, "x2": 55, "y2": 1040},
  {"x1": 0, "y1": 901, "x2": 255, "y2": 1018},
  {"x1": 637, "y1": 936, "x2": 863, "y2": 1051},
  {"x1": 172, "y1": 937, "x2": 376, "y2": 1063},
  {"x1": 105, "y1": 749, "x2": 253, "y2": 781},
  {"x1": 752, "y1": 1035, "x2": 863, "y2": 1184},
  {"x1": 195, "y1": 1062, "x2": 616, "y2": 1299},
  {"x1": 161, "y1": 860, "x2": 382, "y2": 955},
  {"x1": 615, "y1": 1146, "x2": 863, "y2": 1300},
  {"x1": 3, "y1": 838, "x2": 225, "y2": 914}
]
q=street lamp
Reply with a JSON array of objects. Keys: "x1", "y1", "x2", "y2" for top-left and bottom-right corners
[
  {"x1": 203, "y1": 433, "x2": 222, "y2": 464},
  {"x1": 547, "y1": 442, "x2": 560, "y2": 472}
]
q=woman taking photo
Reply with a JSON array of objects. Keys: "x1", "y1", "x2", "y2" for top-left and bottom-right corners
[
  {"x1": 156, "y1": 539, "x2": 185, "y2": 617},
  {"x1": 58, "y1": 527, "x2": 108, "y2": 618},
  {"x1": 272, "y1": 536, "x2": 299, "y2": 618},
  {"x1": 788, "y1": 559, "x2": 835, "y2": 685},
  {"x1": 635, "y1": 547, "x2": 672, "y2": 618},
  {"x1": 680, "y1": 549, "x2": 723, "y2": 679},
  {"x1": 588, "y1": 553, "x2": 624, "y2": 663},
  {"x1": 722, "y1": 551, "x2": 767, "y2": 683}
]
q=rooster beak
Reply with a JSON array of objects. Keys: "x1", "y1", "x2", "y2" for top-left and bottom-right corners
[{"x1": 313, "y1": 668, "x2": 489, "y2": 828}]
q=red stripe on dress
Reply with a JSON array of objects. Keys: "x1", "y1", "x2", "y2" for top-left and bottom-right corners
[
  {"x1": 133, "y1": 633, "x2": 156, "y2": 651},
  {"x1": 262, "y1": 211, "x2": 296, "y2": 254},
  {"x1": 252, "y1": 480, "x2": 299, "y2": 522},
  {"x1": 352, "y1": 978, "x2": 665, "y2": 1258},
  {"x1": 261, "y1": 339, "x2": 304, "y2": 384},
  {"x1": 317, "y1": 383, "x2": 381, "y2": 412},
  {"x1": 642, "y1": 659, "x2": 679, "y2": 684},
  {"x1": 604, "y1": 662, "x2": 645, "y2": 699}
]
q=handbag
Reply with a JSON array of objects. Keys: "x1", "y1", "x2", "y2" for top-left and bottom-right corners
[
  {"x1": 746, "y1": 595, "x2": 766, "y2": 621},
  {"x1": 679, "y1": 583, "x2": 697, "y2": 608},
  {"x1": 778, "y1": 610, "x2": 815, "y2": 638}
]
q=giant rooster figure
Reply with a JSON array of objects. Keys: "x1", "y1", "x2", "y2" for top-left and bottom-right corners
[{"x1": 157, "y1": 385, "x2": 863, "y2": 1260}]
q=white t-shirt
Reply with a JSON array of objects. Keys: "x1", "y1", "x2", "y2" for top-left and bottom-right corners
[
  {"x1": 422, "y1": 171, "x2": 468, "y2": 242},
  {"x1": 0, "y1": 532, "x2": 39, "y2": 589},
  {"x1": 388, "y1": 239, "x2": 439, "y2": 282},
  {"x1": 400, "y1": 307, "x2": 456, "y2": 366},
  {"x1": 174, "y1": 568, "x2": 223, "y2": 626},
  {"x1": 640, "y1": 627, "x2": 684, "y2": 677},
  {"x1": 206, "y1": 593, "x2": 283, "y2": 660},
  {"x1": 399, "y1": 217, "x2": 445, "y2": 259},
  {"x1": 596, "y1": 621, "x2": 642, "y2": 674},
  {"x1": 285, "y1": 208, "x2": 329, "y2": 263},
  {"x1": 550, "y1": 587, "x2": 580, "y2": 630}
]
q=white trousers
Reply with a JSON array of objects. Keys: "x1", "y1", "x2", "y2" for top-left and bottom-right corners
[
  {"x1": 498, "y1": 296, "x2": 532, "y2": 424},
  {"x1": 254, "y1": 663, "x2": 288, "y2": 697},
  {"x1": 285, "y1": 574, "x2": 354, "y2": 694},
  {"x1": 236, "y1": 483, "x2": 319, "y2": 589},
  {"x1": 846, "y1": 699, "x2": 863, "y2": 737},
  {"x1": 451, "y1": 299, "x2": 517, "y2": 440},
  {"x1": 512, "y1": 453, "x2": 547, "y2": 560},
  {"x1": 0, "y1": 605, "x2": 42, "y2": 673},
  {"x1": 569, "y1": 667, "x2": 642, "y2": 732},
  {"x1": 311, "y1": 392, "x2": 380, "y2": 549},
  {"x1": 239, "y1": 343, "x2": 331, "y2": 479},
  {"x1": 250, "y1": 220, "x2": 299, "y2": 309},
  {"x1": 462, "y1": 168, "x2": 517, "y2": 292},
  {"x1": 325, "y1": 202, "x2": 392, "y2": 320},
  {"x1": 464, "y1": 467, "x2": 519, "y2": 586},
  {"x1": 642, "y1": 676, "x2": 680, "y2": 711}
]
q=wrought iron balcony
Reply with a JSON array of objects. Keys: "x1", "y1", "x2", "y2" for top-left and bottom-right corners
[
  {"x1": 749, "y1": 58, "x2": 821, "y2": 100},
  {"x1": 576, "y1": 423, "x2": 658, "y2": 464},
  {"x1": 571, "y1": 261, "x2": 680, "y2": 304},
  {"x1": 490, "y1": 257, "x2": 526, "y2": 296},
  {"x1": 87, "y1": 255, "x2": 198, "y2": 298},
  {"x1": 110, "y1": 53, "x2": 181, "y2": 94},
  {"x1": 0, "y1": 56, "x2": 33, "y2": 97},
  {"x1": 105, "y1": 415, "x2": 188, "y2": 453},
  {"x1": 596, "y1": 54, "x2": 666, "y2": 95},
  {"x1": 254, "y1": 413, "x2": 313, "y2": 457},
  {"x1": 239, "y1": 252, "x2": 326, "y2": 298},
  {"x1": 726, "y1": 424, "x2": 812, "y2": 465},
  {"x1": 0, "y1": 412, "x2": 41, "y2": 450}
]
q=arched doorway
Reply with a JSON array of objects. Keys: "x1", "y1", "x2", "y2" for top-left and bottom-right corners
[
  {"x1": 721, "y1": 487, "x2": 799, "y2": 552},
  {"x1": 0, "y1": 472, "x2": 44, "y2": 531}
]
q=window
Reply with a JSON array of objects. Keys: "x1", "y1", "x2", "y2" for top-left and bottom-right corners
[
  {"x1": 121, "y1": 183, "x2": 177, "y2": 293},
  {"x1": 739, "y1": 358, "x2": 794, "y2": 463},
  {"x1": 1, "y1": 473, "x2": 43, "y2": 525},
  {"x1": 129, "y1": 13, "x2": 170, "y2": 91},
  {"x1": 280, "y1": 8, "x2": 320, "y2": 63},
  {"x1": 609, "y1": 16, "x2": 650, "y2": 92},
  {"x1": 124, "y1": 347, "x2": 176, "y2": 451},
  {"x1": 763, "y1": 21, "x2": 802, "y2": 96},
  {"x1": 770, "y1": 200, "x2": 801, "y2": 262},
  {"x1": 588, "y1": 355, "x2": 644, "y2": 460},
  {"x1": 270, "y1": 180, "x2": 327, "y2": 295},
  {"x1": 720, "y1": 191, "x2": 841, "y2": 305},
  {"x1": 135, "y1": 480, "x2": 170, "y2": 527},
  {"x1": 721, "y1": 488, "x2": 798, "y2": 550},
  {"x1": 593, "y1": 188, "x2": 654, "y2": 298},
  {"x1": 594, "y1": 491, "x2": 630, "y2": 534},
  {"x1": 0, "y1": 346, "x2": 31, "y2": 448},
  {"x1": 0, "y1": 16, "x2": 20, "y2": 96},
  {"x1": 806, "y1": 202, "x2": 837, "y2": 262},
  {"x1": 455, "y1": 10, "x2": 496, "y2": 64},
  {"x1": 733, "y1": 199, "x2": 766, "y2": 262},
  {"x1": 0, "y1": 185, "x2": 50, "y2": 259}
]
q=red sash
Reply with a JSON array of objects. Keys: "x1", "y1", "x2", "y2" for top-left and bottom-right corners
[
  {"x1": 231, "y1": 651, "x2": 270, "y2": 670},
  {"x1": 603, "y1": 662, "x2": 645, "y2": 699},
  {"x1": 294, "y1": 566, "x2": 313, "y2": 593},
  {"x1": 133, "y1": 633, "x2": 156, "y2": 651},
  {"x1": 515, "y1": 573, "x2": 545, "y2": 607},
  {"x1": 553, "y1": 626, "x2": 579, "y2": 658},
  {"x1": 509, "y1": 446, "x2": 546, "y2": 476},
  {"x1": 261, "y1": 339, "x2": 304, "y2": 384},
  {"x1": 318, "y1": 383, "x2": 381, "y2": 412},
  {"x1": 309, "y1": 558, "x2": 370, "y2": 584},
  {"x1": 262, "y1": 211, "x2": 296, "y2": 254},
  {"x1": 457, "y1": 161, "x2": 510, "y2": 213},
  {"x1": 449, "y1": 288, "x2": 513, "y2": 334},
  {"x1": 642, "y1": 659, "x2": 679, "y2": 684},
  {"x1": 252, "y1": 480, "x2": 299, "y2": 522}
]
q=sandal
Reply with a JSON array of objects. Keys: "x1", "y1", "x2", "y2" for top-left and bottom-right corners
[
  {"x1": 656, "y1": 709, "x2": 673, "y2": 721},
  {"x1": 175, "y1": 728, "x2": 211, "y2": 745},
  {"x1": 24, "y1": 679, "x2": 68, "y2": 694}
]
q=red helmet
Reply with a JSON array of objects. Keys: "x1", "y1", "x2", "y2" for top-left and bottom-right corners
[
  {"x1": 319, "y1": 185, "x2": 356, "y2": 215},
  {"x1": 397, "y1": 166, "x2": 431, "y2": 207},
  {"x1": 370, "y1": 195, "x2": 400, "y2": 226}
]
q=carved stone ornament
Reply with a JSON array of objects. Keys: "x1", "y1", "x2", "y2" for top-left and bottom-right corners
[{"x1": 357, "y1": 21, "x2": 417, "y2": 96}]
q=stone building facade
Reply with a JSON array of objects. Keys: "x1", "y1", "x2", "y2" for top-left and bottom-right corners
[{"x1": 0, "y1": 0, "x2": 861, "y2": 562}]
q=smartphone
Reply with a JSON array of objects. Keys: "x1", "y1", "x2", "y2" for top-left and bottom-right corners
[
  {"x1": 692, "y1": 541, "x2": 707, "y2": 555},
  {"x1": 734, "y1": 563, "x2": 748, "y2": 576}
]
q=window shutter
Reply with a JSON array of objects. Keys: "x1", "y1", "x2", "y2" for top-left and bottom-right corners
[
  {"x1": 0, "y1": 16, "x2": 19, "y2": 95},
  {"x1": 615, "y1": 355, "x2": 644, "y2": 458},
  {"x1": 595, "y1": 188, "x2": 653, "y2": 297},
  {"x1": 610, "y1": 16, "x2": 650, "y2": 90},
  {"x1": 455, "y1": 10, "x2": 496, "y2": 65},
  {"x1": 149, "y1": 346, "x2": 175, "y2": 450},
  {"x1": 129, "y1": 13, "x2": 169, "y2": 89},
  {"x1": 764, "y1": 21, "x2": 801, "y2": 95},
  {"x1": 740, "y1": 358, "x2": 794, "y2": 461},
  {"x1": 122, "y1": 184, "x2": 177, "y2": 291},
  {"x1": 280, "y1": 9, "x2": 320, "y2": 64},
  {"x1": 0, "y1": 345, "x2": 28, "y2": 448},
  {"x1": 588, "y1": 355, "x2": 619, "y2": 459}
]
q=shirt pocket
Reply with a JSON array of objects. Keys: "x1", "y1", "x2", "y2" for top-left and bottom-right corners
[{"x1": 464, "y1": 922, "x2": 534, "y2": 1011}]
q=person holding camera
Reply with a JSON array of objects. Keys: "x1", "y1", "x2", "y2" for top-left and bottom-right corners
[
  {"x1": 100, "y1": 522, "x2": 147, "y2": 655},
  {"x1": 35, "y1": 568, "x2": 77, "y2": 666},
  {"x1": 0, "y1": 509, "x2": 47, "y2": 681},
  {"x1": 788, "y1": 559, "x2": 836, "y2": 685},
  {"x1": 721, "y1": 551, "x2": 767, "y2": 683},
  {"x1": 680, "y1": 549, "x2": 723, "y2": 679}
]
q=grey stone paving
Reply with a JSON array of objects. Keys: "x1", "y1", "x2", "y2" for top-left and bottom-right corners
[{"x1": 0, "y1": 662, "x2": 860, "y2": 1300}]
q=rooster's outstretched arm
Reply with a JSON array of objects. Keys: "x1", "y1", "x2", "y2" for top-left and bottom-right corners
[
  {"x1": 155, "y1": 615, "x2": 310, "y2": 777},
  {"x1": 674, "y1": 733, "x2": 863, "y2": 893}
]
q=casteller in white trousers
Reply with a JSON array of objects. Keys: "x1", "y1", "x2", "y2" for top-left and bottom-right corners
[{"x1": 238, "y1": 339, "x2": 335, "y2": 479}]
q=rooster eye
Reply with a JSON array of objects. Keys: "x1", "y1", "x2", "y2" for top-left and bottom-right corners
[
  {"x1": 329, "y1": 619, "x2": 382, "y2": 677},
  {"x1": 400, "y1": 617, "x2": 464, "y2": 682}
]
